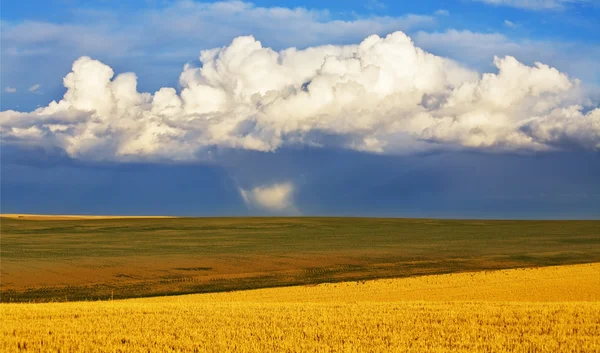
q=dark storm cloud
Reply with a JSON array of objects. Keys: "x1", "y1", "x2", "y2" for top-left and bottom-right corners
[{"x1": 2, "y1": 145, "x2": 599, "y2": 218}]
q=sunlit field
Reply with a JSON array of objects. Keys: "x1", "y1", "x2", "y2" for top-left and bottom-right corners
[
  {"x1": 2, "y1": 263, "x2": 599, "y2": 352},
  {"x1": 3, "y1": 0, "x2": 600, "y2": 350}
]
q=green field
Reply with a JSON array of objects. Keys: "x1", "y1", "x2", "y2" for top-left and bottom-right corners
[{"x1": 1, "y1": 217, "x2": 599, "y2": 302}]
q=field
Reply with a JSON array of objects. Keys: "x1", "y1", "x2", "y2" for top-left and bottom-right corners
[
  {"x1": 2, "y1": 263, "x2": 599, "y2": 352},
  {"x1": 2, "y1": 216, "x2": 600, "y2": 302}
]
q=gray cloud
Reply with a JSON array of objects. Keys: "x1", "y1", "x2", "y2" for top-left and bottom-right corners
[
  {"x1": 3, "y1": 147, "x2": 599, "y2": 218},
  {"x1": 28, "y1": 84, "x2": 41, "y2": 93}
]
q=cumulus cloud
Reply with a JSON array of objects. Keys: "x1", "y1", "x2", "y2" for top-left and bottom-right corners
[
  {"x1": 4, "y1": 87, "x2": 16, "y2": 93},
  {"x1": 240, "y1": 182, "x2": 296, "y2": 212},
  {"x1": 413, "y1": 29, "x2": 600, "y2": 89},
  {"x1": 28, "y1": 84, "x2": 41, "y2": 93},
  {"x1": 4, "y1": 0, "x2": 598, "y2": 116},
  {"x1": 0, "y1": 31, "x2": 598, "y2": 161},
  {"x1": 1, "y1": 1, "x2": 436, "y2": 112}
]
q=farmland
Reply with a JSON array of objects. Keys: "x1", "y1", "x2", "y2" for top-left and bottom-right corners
[
  {"x1": 1, "y1": 216, "x2": 599, "y2": 302},
  {"x1": 2, "y1": 263, "x2": 599, "y2": 352}
]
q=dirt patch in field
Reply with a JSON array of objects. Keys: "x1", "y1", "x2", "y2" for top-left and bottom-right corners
[{"x1": 0, "y1": 252, "x2": 558, "y2": 302}]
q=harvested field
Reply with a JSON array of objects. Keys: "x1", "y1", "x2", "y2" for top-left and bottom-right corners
[{"x1": 2, "y1": 263, "x2": 599, "y2": 353}]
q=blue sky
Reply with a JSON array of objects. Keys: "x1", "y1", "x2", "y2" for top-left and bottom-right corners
[
  {"x1": 2, "y1": 0, "x2": 599, "y2": 111},
  {"x1": 1, "y1": 0, "x2": 599, "y2": 217}
]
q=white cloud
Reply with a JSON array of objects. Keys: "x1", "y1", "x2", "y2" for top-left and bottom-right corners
[
  {"x1": 435, "y1": 9, "x2": 450, "y2": 16},
  {"x1": 1, "y1": 1, "x2": 437, "y2": 113},
  {"x1": 413, "y1": 29, "x2": 600, "y2": 88},
  {"x1": 1, "y1": 2, "x2": 434, "y2": 58},
  {"x1": 4, "y1": 87, "x2": 16, "y2": 93},
  {"x1": 471, "y1": 0, "x2": 589, "y2": 10},
  {"x1": 0, "y1": 31, "x2": 598, "y2": 161},
  {"x1": 28, "y1": 84, "x2": 41, "y2": 93},
  {"x1": 504, "y1": 20, "x2": 519, "y2": 28},
  {"x1": 366, "y1": 0, "x2": 387, "y2": 10},
  {"x1": 3, "y1": 0, "x2": 598, "y2": 119},
  {"x1": 240, "y1": 182, "x2": 296, "y2": 212}
]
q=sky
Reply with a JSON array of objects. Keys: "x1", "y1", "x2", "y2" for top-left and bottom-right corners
[{"x1": 1, "y1": 0, "x2": 599, "y2": 218}]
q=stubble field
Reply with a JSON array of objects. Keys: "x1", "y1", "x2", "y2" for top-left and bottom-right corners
[{"x1": 2, "y1": 263, "x2": 599, "y2": 352}]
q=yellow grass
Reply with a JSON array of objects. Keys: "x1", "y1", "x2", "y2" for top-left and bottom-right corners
[
  {"x1": 181, "y1": 262, "x2": 600, "y2": 303},
  {"x1": 2, "y1": 263, "x2": 599, "y2": 352}
]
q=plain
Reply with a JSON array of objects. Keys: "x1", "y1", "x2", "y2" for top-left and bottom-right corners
[
  {"x1": 2, "y1": 217, "x2": 599, "y2": 302},
  {"x1": 2, "y1": 263, "x2": 599, "y2": 352}
]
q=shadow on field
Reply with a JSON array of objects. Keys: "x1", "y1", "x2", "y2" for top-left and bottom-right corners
[{"x1": 1, "y1": 217, "x2": 599, "y2": 302}]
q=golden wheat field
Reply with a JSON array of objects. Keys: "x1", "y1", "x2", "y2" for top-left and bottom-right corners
[{"x1": 2, "y1": 263, "x2": 599, "y2": 353}]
